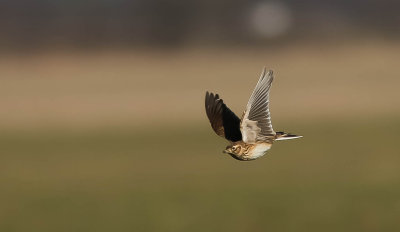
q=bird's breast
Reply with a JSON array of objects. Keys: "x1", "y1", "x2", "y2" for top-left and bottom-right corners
[{"x1": 248, "y1": 143, "x2": 272, "y2": 159}]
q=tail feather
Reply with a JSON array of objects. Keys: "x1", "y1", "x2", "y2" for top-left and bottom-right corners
[{"x1": 275, "y1": 131, "x2": 303, "y2": 141}]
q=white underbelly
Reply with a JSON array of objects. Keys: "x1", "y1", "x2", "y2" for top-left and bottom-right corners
[{"x1": 251, "y1": 144, "x2": 271, "y2": 159}]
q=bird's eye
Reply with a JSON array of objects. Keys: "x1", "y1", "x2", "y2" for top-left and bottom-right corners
[{"x1": 232, "y1": 146, "x2": 237, "y2": 151}]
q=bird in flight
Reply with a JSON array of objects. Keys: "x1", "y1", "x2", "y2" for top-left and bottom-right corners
[{"x1": 205, "y1": 68, "x2": 302, "y2": 161}]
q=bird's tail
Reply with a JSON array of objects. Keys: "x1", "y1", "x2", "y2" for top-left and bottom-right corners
[{"x1": 275, "y1": 131, "x2": 303, "y2": 141}]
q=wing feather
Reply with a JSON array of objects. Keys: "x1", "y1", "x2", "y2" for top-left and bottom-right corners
[
  {"x1": 205, "y1": 92, "x2": 242, "y2": 142},
  {"x1": 240, "y1": 68, "x2": 275, "y2": 143}
]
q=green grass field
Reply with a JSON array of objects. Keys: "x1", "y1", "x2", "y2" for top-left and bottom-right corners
[{"x1": 1, "y1": 119, "x2": 399, "y2": 232}]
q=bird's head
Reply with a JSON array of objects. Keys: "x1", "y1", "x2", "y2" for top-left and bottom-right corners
[{"x1": 223, "y1": 144, "x2": 243, "y2": 158}]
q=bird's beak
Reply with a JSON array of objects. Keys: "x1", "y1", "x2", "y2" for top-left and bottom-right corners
[{"x1": 222, "y1": 150, "x2": 227, "y2": 154}]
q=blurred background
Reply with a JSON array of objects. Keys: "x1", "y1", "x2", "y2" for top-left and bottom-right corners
[{"x1": 1, "y1": 0, "x2": 400, "y2": 231}]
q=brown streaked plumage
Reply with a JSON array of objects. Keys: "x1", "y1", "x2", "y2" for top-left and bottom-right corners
[{"x1": 205, "y1": 68, "x2": 302, "y2": 161}]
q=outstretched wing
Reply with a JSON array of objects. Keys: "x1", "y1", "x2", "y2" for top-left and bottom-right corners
[
  {"x1": 240, "y1": 68, "x2": 275, "y2": 143},
  {"x1": 205, "y1": 92, "x2": 242, "y2": 142}
]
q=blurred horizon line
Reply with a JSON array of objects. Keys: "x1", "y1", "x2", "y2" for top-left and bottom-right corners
[{"x1": 1, "y1": 0, "x2": 400, "y2": 51}]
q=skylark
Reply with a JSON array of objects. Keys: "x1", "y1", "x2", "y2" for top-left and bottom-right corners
[{"x1": 205, "y1": 68, "x2": 302, "y2": 161}]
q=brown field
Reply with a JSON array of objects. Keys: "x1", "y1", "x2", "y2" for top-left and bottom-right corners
[{"x1": 1, "y1": 39, "x2": 399, "y2": 129}]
